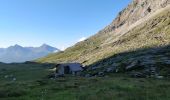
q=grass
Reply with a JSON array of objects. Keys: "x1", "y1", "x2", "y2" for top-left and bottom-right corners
[
  {"x1": 2, "y1": 3, "x2": 170, "y2": 100},
  {"x1": 36, "y1": 6, "x2": 170, "y2": 68},
  {"x1": 0, "y1": 63, "x2": 170, "y2": 100}
]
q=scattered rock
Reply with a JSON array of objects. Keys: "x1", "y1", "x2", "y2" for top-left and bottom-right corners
[
  {"x1": 4, "y1": 75, "x2": 8, "y2": 78},
  {"x1": 85, "y1": 74, "x2": 92, "y2": 78},
  {"x1": 140, "y1": 60, "x2": 156, "y2": 66},
  {"x1": 105, "y1": 67, "x2": 116, "y2": 73},
  {"x1": 126, "y1": 60, "x2": 140, "y2": 70},
  {"x1": 130, "y1": 72, "x2": 146, "y2": 78},
  {"x1": 12, "y1": 78, "x2": 16, "y2": 81},
  {"x1": 47, "y1": 73, "x2": 55, "y2": 78},
  {"x1": 164, "y1": 60, "x2": 170, "y2": 64},
  {"x1": 115, "y1": 69, "x2": 119, "y2": 73},
  {"x1": 98, "y1": 72, "x2": 105, "y2": 77},
  {"x1": 155, "y1": 75, "x2": 164, "y2": 79},
  {"x1": 149, "y1": 66, "x2": 158, "y2": 77}
]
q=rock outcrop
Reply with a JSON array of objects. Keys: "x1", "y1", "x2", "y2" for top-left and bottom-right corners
[{"x1": 37, "y1": 0, "x2": 170, "y2": 77}]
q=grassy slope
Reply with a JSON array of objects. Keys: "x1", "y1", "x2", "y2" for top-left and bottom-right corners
[
  {"x1": 1, "y1": 2, "x2": 170, "y2": 100},
  {"x1": 1, "y1": 10, "x2": 170, "y2": 98},
  {"x1": 36, "y1": 7, "x2": 170, "y2": 66},
  {"x1": 1, "y1": 63, "x2": 170, "y2": 100}
]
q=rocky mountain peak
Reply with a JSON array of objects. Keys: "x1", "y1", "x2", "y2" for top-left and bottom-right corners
[
  {"x1": 0, "y1": 44, "x2": 59, "y2": 63},
  {"x1": 39, "y1": 44, "x2": 59, "y2": 52},
  {"x1": 8, "y1": 44, "x2": 23, "y2": 50},
  {"x1": 41, "y1": 44, "x2": 49, "y2": 47},
  {"x1": 101, "y1": 0, "x2": 170, "y2": 35}
]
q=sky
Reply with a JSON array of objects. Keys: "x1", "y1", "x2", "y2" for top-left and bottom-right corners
[{"x1": 0, "y1": 0, "x2": 131, "y2": 50}]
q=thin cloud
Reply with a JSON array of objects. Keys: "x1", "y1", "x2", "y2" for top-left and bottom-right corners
[
  {"x1": 58, "y1": 37, "x2": 87, "y2": 51},
  {"x1": 78, "y1": 37, "x2": 86, "y2": 42}
]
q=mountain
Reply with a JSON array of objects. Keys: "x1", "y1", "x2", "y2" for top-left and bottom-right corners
[
  {"x1": 37, "y1": 0, "x2": 170, "y2": 76},
  {"x1": 0, "y1": 44, "x2": 59, "y2": 63}
]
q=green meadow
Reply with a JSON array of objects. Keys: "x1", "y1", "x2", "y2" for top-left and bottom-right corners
[{"x1": 0, "y1": 63, "x2": 170, "y2": 100}]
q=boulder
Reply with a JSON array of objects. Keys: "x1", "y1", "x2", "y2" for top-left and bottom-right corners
[
  {"x1": 155, "y1": 75, "x2": 164, "y2": 79},
  {"x1": 130, "y1": 72, "x2": 146, "y2": 78},
  {"x1": 47, "y1": 73, "x2": 55, "y2": 78},
  {"x1": 126, "y1": 60, "x2": 140, "y2": 70},
  {"x1": 12, "y1": 78, "x2": 16, "y2": 81},
  {"x1": 105, "y1": 67, "x2": 116, "y2": 73},
  {"x1": 85, "y1": 74, "x2": 92, "y2": 78},
  {"x1": 98, "y1": 72, "x2": 105, "y2": 77}
]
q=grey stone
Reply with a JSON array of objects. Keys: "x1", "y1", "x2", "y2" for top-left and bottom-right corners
[
  {"x1": 140, "y1": 60, "x2": 156, "y2": 66},
  {"x1": 12, "y1": 78, "x2": 16, "y2": 81},
  {"x1": 85, "y1": 74, "x2": 92, "y2": 78},
  {"x1": 130, "y1": 72, "x2": 146, "y2": 78},
  {"x1": 164, "y1": 60, "x2": 170, "y2": 64},
  {"x1": 155, "y1": 76, "x2": 164, "y2": 79},
  {"x1": 126, "y1": 60, "x2": 140, "y2": 70},
  {"x1": 4, "y1": 75, "x2": 8, "y2": 78},
  {"x1": 115, "y1": 69, "x2": 119, "y2": 73},
  {"x1": 98, "y1": 72, "x2": 105, "y2": 77},
  {"x1": 106, "y1": 67, "x2": 116, "y2": 73}
]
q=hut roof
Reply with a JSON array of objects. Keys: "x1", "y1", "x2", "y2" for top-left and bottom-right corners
[{"x1": 67, "y1": 63, "x2": 83, "y2": 72}]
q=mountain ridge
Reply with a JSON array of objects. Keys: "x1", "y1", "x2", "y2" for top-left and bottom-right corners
[
  {"x1": 0, "y1": 44, "x2": 59, "y2": 63},
  {"x1": 37, "y1": 0, "x2": 170, "y2": 76}
]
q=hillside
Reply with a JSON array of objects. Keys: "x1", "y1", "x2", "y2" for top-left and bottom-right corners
[
  {"x1": 37, "y1": 0, "x2": 170, "y2": 76},
  {"x1": 0, "y1": 44, "x2": 59, "y2": 63},
  {"x1": 37, "y1": 0, "x2": 170, "y2": 65},
  {"x1": 1, "y1": 0, "x2": 170, "y2": 100}
]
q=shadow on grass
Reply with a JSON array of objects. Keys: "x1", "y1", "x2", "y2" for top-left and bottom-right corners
[{"x1": 86, "y1": 44, "x2": 170, "y2": 73}]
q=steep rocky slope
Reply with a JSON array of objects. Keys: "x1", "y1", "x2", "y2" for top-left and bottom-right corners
[{"x1": 37, "y1": 0, "x2": 170, "y2": 76}]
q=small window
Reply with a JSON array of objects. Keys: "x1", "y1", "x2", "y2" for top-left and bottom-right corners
[{"x1": 147, "y1": 7, "x2": 151, "y2": 13}]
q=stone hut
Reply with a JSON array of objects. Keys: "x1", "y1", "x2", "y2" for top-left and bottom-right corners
[{"x1": 55, "y1": 63, "x2": 83, "y2": 76}]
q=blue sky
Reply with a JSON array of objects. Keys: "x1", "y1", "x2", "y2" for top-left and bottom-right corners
[{"x1": 0, "y1": 0, "x2": 131, "y2": 50}]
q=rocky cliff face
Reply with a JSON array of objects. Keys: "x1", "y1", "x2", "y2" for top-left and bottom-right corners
[
  {"x1": 101, "y1": 0, "x2": 170, "y2": 34},
  {"x1": 37, "y1": 0, "x2": 170, "y2": 77}
]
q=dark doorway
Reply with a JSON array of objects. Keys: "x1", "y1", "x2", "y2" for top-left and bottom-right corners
[
  {"x1": 147, "y1": 7, "x2": 151, "y2": 13},
  {"x1": 64, "y1": 66, "x2": 70, "y2": 74}
]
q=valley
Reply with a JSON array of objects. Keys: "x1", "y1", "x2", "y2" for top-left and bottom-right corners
[
  {"x1": 0, "y1": 63, "x2": 170, "y2": 100},
  {"x1": 0, "y1": 0, "x2": 170, "y2": 100}
]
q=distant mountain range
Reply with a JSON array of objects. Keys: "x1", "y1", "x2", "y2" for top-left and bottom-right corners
[{"x1": 0, "y1": 44, "x2": 59, "y2": 63}]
